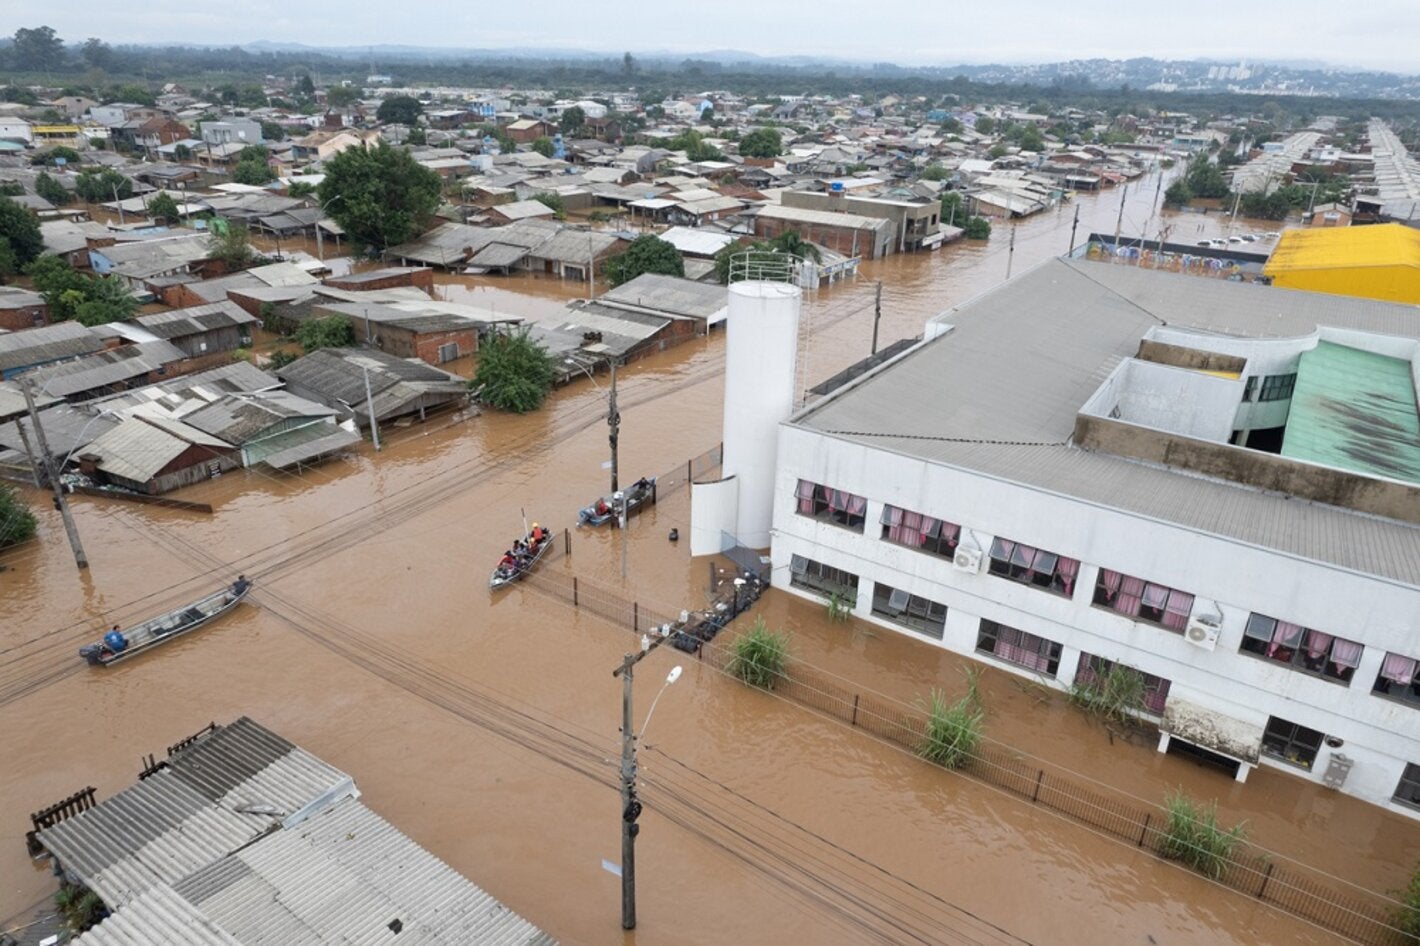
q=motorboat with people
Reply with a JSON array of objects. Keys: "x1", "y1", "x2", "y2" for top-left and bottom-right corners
[{"x1": 79, "y1": 576, "x2": 253, "y2": 667}]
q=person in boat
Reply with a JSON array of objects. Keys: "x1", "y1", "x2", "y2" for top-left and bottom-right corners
[
  {"x1": 595, "y1": 498, "x2": 610, "y2": 517},
  {"x1": 500, "y1": 550, "x2": 517, "y2": 569},
  {"x1": 513, "y1": 539, "x2": 526, "y2": 554},
  {"x1": 103, "y1": 625, "x2": 127, "y2": 655},
  {"x1": 231, "y1": 574, "x2": 250, "y2": 596},
  {"x1": 530, "y1": 523, "x2": 547, "y2": 545},
  {"x1": 633, "y1": 477, "x2": 651, "y2": 494}
]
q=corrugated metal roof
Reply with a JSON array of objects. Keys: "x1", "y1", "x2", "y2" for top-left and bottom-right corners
[
  {"x1": 82, "y1": 415, "x2": 230, "y2": 482},
  {"x1": 752, "y1": 203, "x2": 892, "y2": 232},
  {"x1": 23, "y1": 341, "x2": 186, "y2": 398},
  {"x1": 599, "y1": 273, "x2": 727, "y2": 321},
  {"x1": 183, "y1": 391, "x2": 338, "y2": 444},
  {"x1": 795, "y1": 258, "x2": 1420, "y2": 585},
  {"x1": 136, "y1": 302, "x2": 258, "y2": 340},
  {"x1": 0, "y1": 321, "x2": 104, "y2": 373}
]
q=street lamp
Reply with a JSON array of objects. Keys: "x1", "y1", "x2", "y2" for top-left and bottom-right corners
[
  {"x1": 613, "y1": 642, "x2": 683, "y2": 931},
  {"x1": 314, "y1": 193, "x2": 343, "y2": 262},
  {"x1": 563, "y1": 356, "x2": 619, "y2": 496}
]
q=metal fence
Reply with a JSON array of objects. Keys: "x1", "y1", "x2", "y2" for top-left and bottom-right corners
[{"x1": 651, "y1": 443, "x2": 722, "y2": 499}]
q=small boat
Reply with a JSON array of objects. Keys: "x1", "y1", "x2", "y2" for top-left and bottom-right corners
[
  {"x1": 79, "y1": 577, "x2": 253, "y2": 667},
  {"x1": 577, "y1": 477, "x2": 657, "y2": 527},
  {"x1": 490, "y1": 529, "x2": 553, "y2": 589}
]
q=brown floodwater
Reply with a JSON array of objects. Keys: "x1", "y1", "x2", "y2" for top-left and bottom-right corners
[{"x1": 3, "y1": 173, "x2": 1407, "y2": 945}]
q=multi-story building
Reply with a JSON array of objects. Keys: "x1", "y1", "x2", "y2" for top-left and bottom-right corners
[{"x1": 771, "y1": 257, "x2": 1420, "y2": 817}]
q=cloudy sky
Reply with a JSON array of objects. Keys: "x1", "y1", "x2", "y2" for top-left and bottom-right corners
[{"x1": 13, "y1": 0, "x2": 1420, "y2": 74}]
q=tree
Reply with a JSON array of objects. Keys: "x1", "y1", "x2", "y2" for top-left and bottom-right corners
[
  {"x1": 963, "y1": 216, "x2": 992, "y2": 240},
  {"x1": 147, "y1": 191, "x2": 180, "y2": 224},
  {"x1": 326, "y1": 85, "x2": 360, "y2": 109},
  {"x1": 106, "y1": 84, "x2": 155, "y2": 107},
  {"x1": 26, "y1": 255, "x2": 88, "y2": 317},
  {"x1": 603, "y1": 235, "x2": 683, "y2": 287},
  {"x1": 940, "y1": 190, "x2": 964, "y2": 225},
  {"x1": 317, "y1": 142, "x2": 442, "y2": 251},
  {"x1": 174, "y1": 144, "x2": 192, "y2": 161},
  {"x1": 622, "y1": 52, "x2": 636, "y2": 76},
  {"x1": 560, "y1": 105, "x2": 586, "y2": 137},
  {"x1": 667, "y1": 129, "x2": 722, "y2": 162},
  {"x1": 988, "y1": 144, "x2": 1008, "y2": 159},
  {"x1": 72, "y1": 276, "x2": 136, "y2": 326},
  {"x1": 1184, "y1": 157, "x2": 1230, "y2": 199},
  {"x1": 974, "y1": 115, "x2": 996, "y2": 135},
  {"x1": 739, "y1": 127, "x2": 783, "y2": 159},
  {"x1": 1163, "y1": 180, "x2": 1191, "y2": 209},
  {"x1": 12, "y1": 26, "x2": 64, "y2": 73},
  {"x1": 0, "y1": 199, "x2": 43, "y2": 274},
  {"x1": 532, "y1": 192, "x2": 566, "y2": 219},
  {"x1": 80, "y1": 37, "x2": 112, "y2": 70},
  {"x1": 920, "y1": 164, "x2": 948, "y2": 181},
  {"x1": 405, "y1": 126, "x2": 426, "y2": 146},
  {"x1": 232, "y1": 158, "x2": 275, "y2": 185},
  {"x1": 287, "y1": 180, "x2": 317, "y2": 198},
  {"x1": 531, "y1": 136, "x2": 556, "y2": 158},
  {"x1": 376, "y1": 94, "x2": 422, "y2": 126},
  {"x1": 31, "y1": 145, "x2": 81, "y2": 166},
  {"x1": 940, "y1": 117, "x2": 963, "y2": 135},
  {"x1": 0, "y1": 484, "x2": 38, "y2": 549},
  {"x1": 1019, "y1": 124, "x2": 1045, "y2": 152},
  {"x1": 208, "y1": 222, "x2": 255, "y2": 268},
  {"x1": 295, "y1": 314, "x2": 355, "y2": 353},
  {"x1": 259, "y1": 120, "x2": 287, "y2": 142},
  {"x1": 75, "y1": 168, "x2": 131, "y2": 202},
  {"x1": 294, "y1": 74, "x2": 316, "y2": 99},
  {"x1": 473, "y1": 330, "x2": 556, "y2": 413},
  {"x1": 35, "y1": 172, "x2": 71, "y2": 207}
]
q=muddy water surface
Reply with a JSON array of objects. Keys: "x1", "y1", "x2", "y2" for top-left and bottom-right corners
[{"x1": 2, "y1": 174, "x2": 1406, "y2": 945}]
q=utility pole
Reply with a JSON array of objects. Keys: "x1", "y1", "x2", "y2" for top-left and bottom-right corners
[
  {"x1": 1067, "y1": 203, "x2": 1081, "y2": 256},
  {"x1": 587, "y1": 231, "x2": 595, "y2": 302},
  {"x1": 362, "y1": 366, "x2": 381, "y2": 451},
  {"x1": 1113, "y1": 183, "x2": 1128, "y2": 245},
  {"x1": 870, "y1": 281, "x2": 882, "y2": 355},
  {"x1": 21, "y1": 379, "x2": 87, "y2": 571},
  {"x1": 1006, "y1": 223, "x2": 1017, "y2": 279},
  {"x1": 111, "y1": 182, "x2": 125, "y2": 225},
  {"x1": 612, "y1": 631, "x2": 677, "y2": 931},
  {"x1": 607, "y1": 359, "x2": 620, "y2": 495},
  {"x1": 14, "y1": 418, "x2": 43, "y2": 488}
]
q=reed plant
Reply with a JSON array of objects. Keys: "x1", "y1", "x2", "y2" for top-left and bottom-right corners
[
  {"x1": 918, "y1": 671, "x2": 984, "y2": 770},
  {"x1": 826, "y1": 590, "x2": 852, "y2": 623},
  {"x1": 1158, "y1": 789, "x2": 1247, "y2": 880},
  {"x1": 1069, "y1": 662, "x2": 1150, "y2": 727},
  {"x1": 727, "y1": 617, "x2": 789, "y2": 690}
]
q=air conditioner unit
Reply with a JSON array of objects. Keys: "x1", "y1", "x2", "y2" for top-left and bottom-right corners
[
  {"x1": 952, "y1": 547, "x2": 983, "y2": 574},
  {"x1": 1184, "y1": 617, "x2": 1220, "y2": 651}
]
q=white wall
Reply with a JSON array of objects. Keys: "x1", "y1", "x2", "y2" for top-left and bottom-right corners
[{"x1": 770, "y1": 423, "x2": 1420, "y2": 817}]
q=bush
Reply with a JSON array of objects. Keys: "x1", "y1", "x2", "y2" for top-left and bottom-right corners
[
  {"x1": 1070, "y1": 662, "x2": 1149, "y2": 727},
  {"x1": 826, "y1": 590, "x2": 851, "y2": 623},
  {"x1": 726, "y1": 617, "x2": 789, "y2": 690},
  {"x1": 267, "y1": 349, "x2": 298, "y2": 370},
  {"x1": 963, "y1": 216, "x2": 992, "y2": 240},
  {"x1": 603, "y1": 234, "x2": 683, "y2": 287},
  {"x1": 1158, "y1": 789, "x2": 1247, "y2": 879},
  {"x1": 54, "y1": 882, "x2": 105, "y2": 934},
  {"x1": 295, "y1": 314, "x2": 355, "y2": 353},
  {"x1": 473, "y1": 329, "x2": 556, "y2": 413},
  {"x1": 918, "y1": 674, "x2": 983, "y2": 769},
  {"x1": 0, "y1": 484, "x2": 38, "y2": 549},
  {"x1": 1396, "y1": 862, "x2": 1420, "y2": 939}
]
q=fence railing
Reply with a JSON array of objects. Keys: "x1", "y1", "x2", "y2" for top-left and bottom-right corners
[
  {"x1": 519, "y1": 535, "x2": 1412, "y2": 945},
  {"x1": 651, "y1": 443, "x2": 722, "y2": 499}
]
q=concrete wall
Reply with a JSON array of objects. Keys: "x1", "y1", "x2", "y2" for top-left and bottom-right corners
[{"x1": 769, "y1": 422, "x2": 1420, "y2": 817}]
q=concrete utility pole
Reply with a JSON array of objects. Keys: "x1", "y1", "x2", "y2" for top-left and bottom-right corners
[
  {"x1": 1068, "y1": 203, "x2": 1081, "y2": 256},
  {"x1": 1006, "y1": 223, "x2": 1017, "y2": 279},
  {"x1": 613, "y1": 638, "x2": 681, "y2": 931},
  {"x1": 21, "y1": 379, "x2": 87, "y2": 570},
  {"x1": 607, "y1": 359, "x2": 620, "y2": 495},
  {"x1": 870, "y1": 281, "x2": 882, "y2": 355},
  {"x1": 362, "y1": 366, "x2": 381, "y2": 451},
  {"x1": 111, "y1": 182, "x2": 125, "y2": 225},
  {"x1": 1113, "y1": 184, "x2": 1128, "y2": 244}
]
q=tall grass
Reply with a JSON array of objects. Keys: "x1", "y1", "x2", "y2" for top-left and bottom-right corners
[
  {"x1": 1069, "y1": 662, "x2": 1150, "y2": 727},
  {"x1": 826, "y1": 590, "x2": 852, "y2": 623},
  {"x1": 1158, "y1": 789, "x2": 1248, "y2": 879},
  {"x1": 918, "y1": 670, "x2": 984, "y2": 770},
  {"x1": 727, "y1": 617, "x2": 788, "y2": 690},
  {"x1": 1396, "y1": 861, "x2": 1420, "y2": 940}
]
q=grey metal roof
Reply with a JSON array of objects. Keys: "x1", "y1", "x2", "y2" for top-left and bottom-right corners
[
  {"x1": 48, "y1": 717, "x2": 556, "y2": 946},
  {"x1": 95, "y1": 233, "x2": 213, "y2": 278},
  {"x1": 276, "y1": 348, "x2": 466, "y2": 421},
  {"x1": 525, "y1": 229, "x2": 623, "y2": 265},
  {"x1": 469, "y1": 242, "x2": 530, "y2": 268},
  {"x1": 0, "y1": 403, "x2": 120, "y2": 460},
  {"x1": 0, "y1": 321, "x2": 104, "y2": 373},
  {"x1": 82, "y1": 415, "x2": 230, "y2": 482},
  {"x1": 795, "y1": 257, "x2": 1420, "y2": 586},
  {"x1": 599, "y1": 273, "x2": 728, "y2": 321},
  {"x1": 23, "y1": 341, "x2": 186, "y2": 398},
  {"x1": 0, "y1": 285, "x2": 44, "y2": 309},
  {"x1": 386, "y1": 220, "x2": 561, "y2": 267},
  {"x1": 261, "y1": 426, "x2": 362, "y2": 469},
  {"x1": 136, "y1": 301, "x2": 259, "y2": 340},
  {"x1": 183, "y1": 391, "x2": 338, "y2": 444}
]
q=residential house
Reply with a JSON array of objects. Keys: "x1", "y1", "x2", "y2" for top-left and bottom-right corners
[
  {"x1": 21, "y1": 341, "x2": 188, "y2": 403},
  {"x1": 0, "y1": 287, "x2": 48, "y2": 331},
  {"x1": 749, "y1": 204, "x2": 895, "y2": 259},
  {"x1": 313, "y1": 301, "x2": 481, "y2": 365},
  {"x1": 89, "y1": 233, "x2": 215, "y2": 288},
  {"x1": 77, "y1": 414, "x2": 239, "y2": 495},
  {"x1": 322, "y1": 267, "x2": 434, "y2": 294},
  {"x1": 201, "y1": 119, "x2": 264, "y2": 147},
  {"x1": 133, "y1": 117, "x2": 192, "y2": 157},
  {"x1": 505, "y1": 119, "x2": 553, "y2": 143},
  {"x1": 522, "y1": 229, "x2": 627, "y2": 281},
  {"x1": 0, "y1": 322, "x2": 105, "y2": 379},
  {"x1": 182, "y1": 390, "x2": 359, "y2": 470},
  {"x1": 781, "y1": 188, "x2": 943, "y2": 251},
  {"x1": 276, "y1": 347, "x2": 468, "y2": 427},
  {"x1": 134, "y1": 302, "x2": 258, "y2": 361}
]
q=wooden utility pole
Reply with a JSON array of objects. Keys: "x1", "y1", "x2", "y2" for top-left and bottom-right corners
[
  {"x1": 1113, "y1": 184, "x2": 1128, "y2": 244},
  {"x1": 1006, "y1": 223, "x2": 1017, "y2": 279},
  {"x1": 21, "y1": 379, "x2": 87, "y2": 570},
  {"x1": 870, "y1": 281, "x2": 882, "y2": 355},
  {"x1": 1068, "y1": 203, "x2": 1081, "y2": 256},
  {"x1": 607, "y1": 359, "x2": 620, "y2": 495},
  {"x1": 362, "y1": 366, "x2": 381, "y2": 451}
]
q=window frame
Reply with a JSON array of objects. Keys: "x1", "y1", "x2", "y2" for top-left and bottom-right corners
[
  {"x1": 795, "y1": 480, "x2": 867, "y2": 532},
  {"x1": 1238, "y1": 613, "x2": 1360, "y2": 685},
  {"x1": 879, "y1": 504, "x2": 960, "y2": 558},
  {"x1": 789, "y1": 553, "x2": 859, "y2": 600},
  {"x1": 1372, "y1": 651, "x2": 1420, "y2": 709},
  {"x1": 1394, "y1": 763, "x2": 1420, "y2": 812},
  {"x1": 1258, "y1": 372, "x2": 1297, "y2": 402},
  {"x1": 1091, "y1": 569, "x2": 1195, "y2": 632},
  {"x1": 1260, "y1": 716, "x2": 1325, "y2": 771},
  {"x1": 870, "y1": 581, "x2": 947, "y2": 640},
  {"x1": 1075, "y1": 653, "x2": 1172, "y2": 716},
  {"x1": 1241, "y1": 375, "x2": 1257, "y2": 401},
  {"x1": 976, "y1": 618, "x2": 1062, "y2": 677},
  {"x1": 987, "y1": 536, "x2": 1080, "y2": 598}
]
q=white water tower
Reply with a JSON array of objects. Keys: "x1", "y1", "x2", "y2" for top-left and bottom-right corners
[{"x1": 691, "y1": 255, "x2": 802, "y2": 553}]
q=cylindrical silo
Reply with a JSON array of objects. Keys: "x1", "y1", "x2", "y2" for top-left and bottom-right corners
[{"x1": 722, "y1": 279, "x2": 801, "y2": 548}]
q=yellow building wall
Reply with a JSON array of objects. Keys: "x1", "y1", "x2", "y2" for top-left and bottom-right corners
[{"x1": 1269, "y1": 264, "x2": 1420, "y2": 305}]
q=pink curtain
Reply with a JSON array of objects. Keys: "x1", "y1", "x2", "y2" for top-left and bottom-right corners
[
  {"x1": 1381, "y1": 653, "x2": 1417, "y2": 685},
  {"x1": 1058, "y1": 558, "x2": 1080, "y2": 595},
  {"x1": 796, "y1": 480, "x2": 816, "y2": 515},
  {"x1": 941, "y1": 522, "x2": 961, "y2": 546},
  {"x1": 828, "y1": 489, "x2": 845, "y2": 513},
  {"x1": 882, "y1": 505, "x2": 903, "y2": 527},
  {"x1": 847, "y1": 493, "x2": 866, "y2": 517},
  {"x1": 1330, "y1": 639, "x2": 1363, "y2": 670},
  {"x1": 994, "y1": 627, "x2": 1051, "y2": 674},
  {"x1": 1268, "y1": 620, "x2": 1304, "y2": 657},
  {"x1": 1099, "y1": 569, "x2": 1122, "y2": 599},
  {"x1": 1161, "y1": 591, "x2": 1194, "y2": 630},
  {"x1": 1115, "y1": 576, "x2": 1145, "y2": 615},
  {"x1": 1304, "y1": 630, "x2": 1335, "y2": 661},
  {"x1": 891, "y1": 509, "x2": 923, "y2": 545},
  {"x1": 993, "y1": 538, "x2": 1016, "y2": 562},
  {"x1": 919, "y1": 516, "x2": 939, "y2": 546}
]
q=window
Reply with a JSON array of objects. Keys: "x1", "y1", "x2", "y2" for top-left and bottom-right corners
[
  {"x1": 1257, "y1": 373, "x2": 1297, "y2": 402},
  {"x1": 1075, "y1": 653, "x2": 1171, "y2": 715},
  {"x1": 795, "y1": 480, "x2": 866, "y2": 532},
  {"x1": 880, "y1": 504, "x2": 959, "y2": 557},
  {"x1": 1242, "y1": 376, "x2": 1257, "y2": 401},
  {"x1": 976, "y1": 619, "x2": 1062, "y2": 677},
  {"x1": 871, "y1": 582, "x2": 946, "y2": 640},
  {"x1": 1261, "y1": 716, "x2": 1324, "y2": 770},
  {"x1": 988, "y1": 537, "x2": 1080, "y2": 597},
  {"x1": 1395, "y1": 763, "x2": 1420, "y2": 811},
  {"x1": 1093, "y1": 570, "x2": 1194, "y2": 631},
  {"x1": 1239, "y1": 614, "x2": 1361, "y2": 684},
  {"x1": 789, "y1": 554, "x2": 858, "y2": 599},
  {"x1": 1373, "y1": 652, "x2": 1420, "y2": 708}
]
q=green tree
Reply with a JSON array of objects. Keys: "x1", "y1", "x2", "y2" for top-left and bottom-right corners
[
  {"x1": 232, "y1": 158, "x2": 275, "y2": 185},
  {"x1": 473, "y1": 329, "x2": 556, "y2": 413},
  {"x1": 478, "y1": 124, "x2": 516, "y2": 154},
  {"x1": 739, "y1": 127, "x2": 783, "y2": 158},
  {"x1": 35, "y1": 172, "x2": 70, "y2": 207},
  {"x1": 287, "y1": 180, "x2": 317, "y2": 198},
  {"x1": 920, "y1": 164, "x2": 948, "y2": 181},
  {"x1": 603, "y1": 234, "x2": 683, "y2": 287},
  {"x1": 0, "y1": 182, "x2": 21, "y2": 197},
  {"x1": 405, "y1": 126, "x2": 426, "y2": 146},
  {"x1": 1184, "y1": 157, "x2": 1230, "y2": 199},
  {"x1": 532, "y1": 192, "x2": 566, "y2": 219},
  {"x1": 1019, "y1": 124, "x2": 1045, "y2": 152},
  {"x1": 317, "y1": 142, "x2": 442, "y2": 251},
  {"x1": 74, "y1": 168, "x2": 131, "y2": 202},
  {"x1": 72, "y1": 275, "x2": 136, "y2": 326},
  {"x1": 295, "y1": 314, "x2": 355, "y2": 353},
  {"x1": 106, "y1": 84, "x2": 155, "y2": 107},
  {"x1": 147, "y1": 191, "x2": 180, "y2": 224},
  {"x1": 1163, "y1": 179, "x2": 1191, "y2": 209},
  {"x1": 667, "y1": 129, "x2": 722, "y2": 161},
  {"x1": 622, "y1": 52, "x2": 636, "y2": 76},
  {"x1": 940, "y1": 190, "x2": 965, "y2": 225},
  {"x1": 31, "y1": 145, "x2": 81, "y2": 166},
  {"x1": 294, "y1": 74, "x2": 316, "y2": 99},
  {"x1": 940, "y1": 117, "x2": 963, "y2": 135},
  {"x1": 26, "y1": 255, "x2": 88, "y2": 317},
  {"x1": 0, "y1": 483, "x2": 38, "y2": 549},
  {"x1": 376, "y1": 94, "x2": 422, "y2": 125},
  {"x1": 963, "y1": 216, "x2": 992, "y2": 240},
  {"x1": 559, "y1": 105, "x2": 586, "y2": 137},
  {"x1": 988, "y1": 144, "x2": 1008, "y2": 159},
  {"x1": 0, "y1": 199, "x2": 43, "y2": 273},
  {"x1": 326, "y1": 85, "x2": 360, "y2": 109},
  {"x1": 12, "y1": 26, "x2": 65, "y2": 73},
  {"x1": 80, "y1": 37, "x2": 112, "y2": 70},
  {"x1": 173, "y1": 143, "x2": 192, "y2": 161},
  {"x1": 208, "y1": 221, "x2": 255, "y2": 268},
  {"x1": 259, "y1": 120, "x2": 287, "y2": 142},
  {"x1": 531, "y1": 136, "x2": 555, "y2": 158},
  {"x1": 974, "y1": 115, "x2": 996, "y2": 135}
]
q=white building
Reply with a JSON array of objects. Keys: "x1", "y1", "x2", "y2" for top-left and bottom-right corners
[{"x1": 770, "y1": 257, "x2": 1420, "y2": 817}]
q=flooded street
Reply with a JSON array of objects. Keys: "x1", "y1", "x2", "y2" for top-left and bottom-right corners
[{"x1": 3, "y1": 172, "x2": 1412, "y2": 945}]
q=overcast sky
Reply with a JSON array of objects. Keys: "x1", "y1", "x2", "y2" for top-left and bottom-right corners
[{"x1": 14, "y1": 0, "x2": 1420, "y2": 75}]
